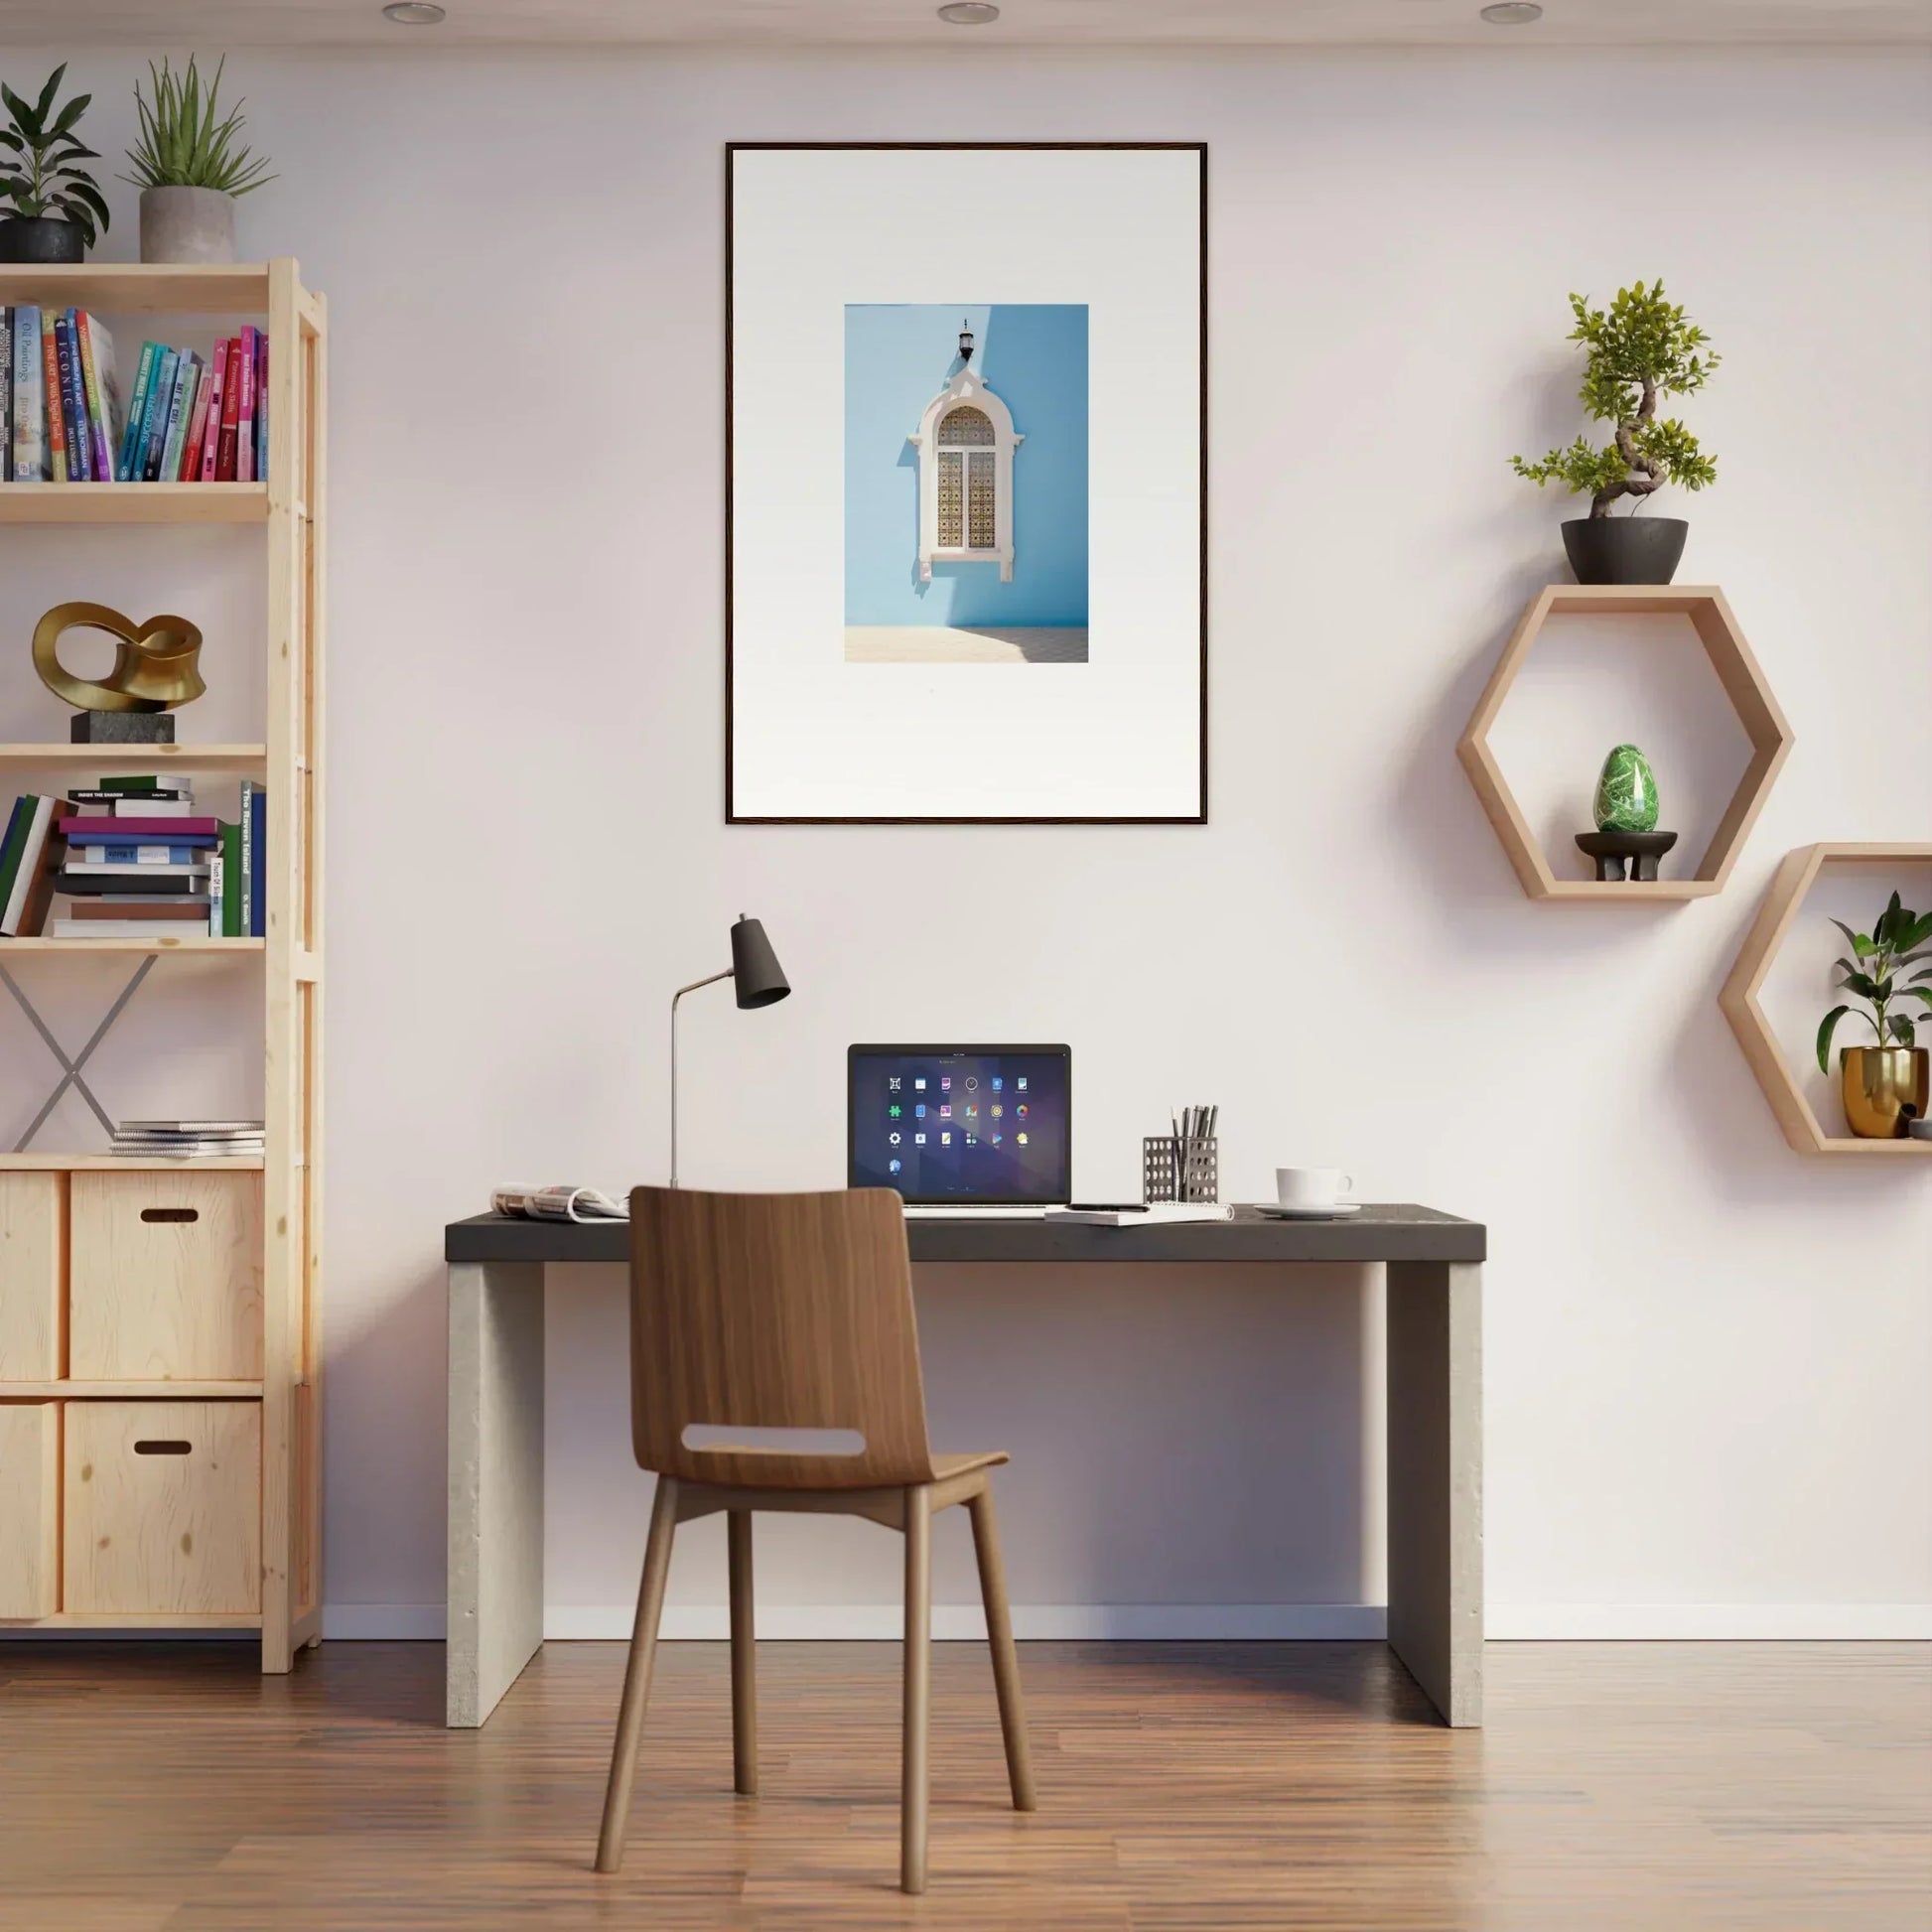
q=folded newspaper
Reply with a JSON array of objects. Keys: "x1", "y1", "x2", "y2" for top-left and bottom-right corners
[{"x1": 490, "y1": 1184, "x2": 629, "y2": 1223}]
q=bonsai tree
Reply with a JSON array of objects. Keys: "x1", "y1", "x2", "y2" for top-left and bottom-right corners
[
  {"x1": 0, "y1": 65, "x2": 110, "y2": 247},
  {"x1": 1512, "y1": 281, "x2": 1718, "y2": 518},
  {"x1": 1817, "y1": 893, "x2": 1932, "y2": 1071}
]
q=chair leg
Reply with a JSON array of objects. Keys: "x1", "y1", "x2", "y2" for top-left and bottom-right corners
[
  {"x1": 900, "y1": 1483, "x2": 933, "y2": 1895},
  {"x1": 594, "y1": 1474, "x2": 680, "y2": 1874},
  {"x1": 967, "y1": 1484, "x2": 1037, "y2": 1812},
  {"x1": 728, "y1": 1509, "x2": 758, "y2": 1796}
]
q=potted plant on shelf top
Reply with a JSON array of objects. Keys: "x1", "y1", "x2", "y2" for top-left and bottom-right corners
[
  {"x1": 1817, "y1": 893, "x2": 1932, "y2": 1139},
  {"x1": 0, "y1": 66, "x2": 109, "y2": 264},
  {"x1": 1511, "y1": 280, "x2": 1719, "y2": 587},
  {"x1": 123, "y1": 56, "x2": 274, "y2": 265}
]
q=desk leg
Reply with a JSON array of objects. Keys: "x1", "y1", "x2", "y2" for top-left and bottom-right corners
[
  {"x1": 448, "y1": 1260, "x2": 546, "y2": 1727},
  {"x1": 1385, "y1": 1260, "x2": 1482, "y2": 1726}
]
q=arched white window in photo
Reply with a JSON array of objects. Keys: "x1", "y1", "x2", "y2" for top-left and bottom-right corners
[{"x1": 908, "y1": 345, "x2": 1024, "y2": 584}]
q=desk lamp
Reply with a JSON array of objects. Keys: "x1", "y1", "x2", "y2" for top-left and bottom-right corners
[{"x1": 669, "y1": 915, "x2": 789, "y2": 1186}]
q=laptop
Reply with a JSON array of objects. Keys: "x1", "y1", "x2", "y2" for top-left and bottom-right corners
[{"x1": 848, "y1": 1043, "x2": 1071, "y2": 1215}]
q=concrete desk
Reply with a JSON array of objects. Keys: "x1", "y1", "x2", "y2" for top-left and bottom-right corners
[{"x1": 444, "y1": 1203, "x2": 1484, "y2": 1729}]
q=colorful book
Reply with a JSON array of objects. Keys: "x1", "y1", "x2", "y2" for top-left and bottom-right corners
[
  {"x1": 66, "y1": 898, "x2": 210, "y2": 920},
  {"x1": 55, "y1": 312, "x2": 87, "y2": 481},
  {"x1": 0, "y1": 796, "x2": 33, "y2": 910},
  {"x1": 142, "y1": 349, "x2": 183, "y2": 483},
  {"x1": 50, "y1": 917, "x2": 209, "y2": 939},
  {"x1": 235, "y1": 326, "x2": 258, "y2": 484},
  {"x1": 61, "y1": 815, "x2": 218, "y2": 840},
  {"x1": 253, "y1": 331, "x2": 268, "y2": 480},
  {"x1": 39, "y1": 312, "x2": 66, "y2": 483},
  {"x1": 218, "y1": 820, "x2": 241, "y2": 936},
  {"x1": 57, "y1": 867, "x2": 208, "y2": 896},
  {"x1": 216, "y1": 338, "x2": 241, "y2": 481},
  {"x1": 72, "y1": 844, "x2": 206, "y2": 865},
  {"x1": 240, "y1": 781, "x2": 266, "y2": 937},
  {"x1": 67, "y1": 795, "x2": 199, "y2": 816},
  {"x1": 0, "y1": 307, "x2": 11, "y2": 483},
  {"x1": 1, "y1": 795, "x2": 59, "y2": 935},
  {"x1": 118, "y1": 341, "x2": 159, "y2": 481},
  {"x1": 75, "y1": 312, "x2": 119, "y2": 483},
  {"x1": 158, "y1": 352, "x2": 200, "y2": 485},
  {"x1": 197, "y1": 340, "x2": 228, "y2": 482},
  {"x1": 179, "y1": 358, "x2": 212, "y2": 481},
  {"x1": 12, "y1": 308, "x2": 43, "y2": 481}
]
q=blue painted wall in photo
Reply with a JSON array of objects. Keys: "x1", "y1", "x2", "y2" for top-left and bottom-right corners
[{"x1": 845, "y1": 303, "x2": 1089, "y2": 627}]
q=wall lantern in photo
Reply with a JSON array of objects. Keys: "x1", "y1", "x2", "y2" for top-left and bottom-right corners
[{"x1": 909, "y1": 325, "x2": 1024, "y2": 584}]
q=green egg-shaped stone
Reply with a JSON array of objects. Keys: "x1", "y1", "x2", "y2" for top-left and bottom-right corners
[{"x1": 1594, "y1": 744, "x2": 1659, "y2": 833}]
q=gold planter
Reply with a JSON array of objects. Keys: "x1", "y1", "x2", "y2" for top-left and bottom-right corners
[{"x1": 1840, "y1": 1046, "x2": 1930, "y2": 1139}]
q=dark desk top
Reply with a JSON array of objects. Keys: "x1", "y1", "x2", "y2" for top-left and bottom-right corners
[{"x1": 446, "y1": 1203, "x2": 1483, "y2": 1267}]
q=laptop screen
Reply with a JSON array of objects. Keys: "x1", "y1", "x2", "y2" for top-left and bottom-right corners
[{"x1": 848, "y1": 1044, "x2": 1071, "y2": 1205}]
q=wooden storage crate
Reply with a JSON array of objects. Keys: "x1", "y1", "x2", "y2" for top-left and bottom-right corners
[
  {"x1": 64, "y1": 1401, "x2": 261, "y2": 1615},
  {"x1": 69, "y1": 1172, "x2": 263, "y2": 1382},
  {"x1": 0, "y1": 1172, "x2": 65, "y2": 1379},
  {"x1": 0, "y1": 1402, "x2": 59, "y2": 1617}
]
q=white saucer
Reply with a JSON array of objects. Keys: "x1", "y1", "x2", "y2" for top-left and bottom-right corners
[{"x1": 1252, "y1": 1201, "x2": 1362, "y2": 1219}]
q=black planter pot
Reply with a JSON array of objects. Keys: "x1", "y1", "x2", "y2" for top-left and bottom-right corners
[
  {"x1": 1561, "y1": 515, "x2": 1688, "y2": 586},
  {"x1": 0, "y1": 216, "x2": 86, "y2": 264}
]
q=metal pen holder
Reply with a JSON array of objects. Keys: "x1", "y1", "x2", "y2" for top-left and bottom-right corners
[{"x1": 1143, "y1": 1135, "x2": 1219, "y2": 1204}]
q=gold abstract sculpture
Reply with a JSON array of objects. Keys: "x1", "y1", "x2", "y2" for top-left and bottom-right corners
[{"x1": 33, "y1": 602, "x2": 206, "y2": 714}]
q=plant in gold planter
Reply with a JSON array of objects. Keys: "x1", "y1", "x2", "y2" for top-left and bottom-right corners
[
  {"x1": 1817, "y1": 893, "x2": 1932, "y2": 1138},
  {"x1": 122, "y1": 56, "x2": 274, "y2": 265},
  {"x1": 1511, "y1": 281, "x2": 1719, "y2": 586}
]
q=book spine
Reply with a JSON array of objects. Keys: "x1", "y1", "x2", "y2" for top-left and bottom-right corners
[
  {"x1": 249, "y1": 786, "x2": 266, "y2": 938},
  {"x1": 239, "y1": 780, "x2": 256, "y2": 938},
  {"x1": 207, "y1": 848, "x2": 223, "y2": 936},
  {"x1": 118, "y1": 341, "x2": 158, "y2": 481},
  {"x1": 197, "y1": 340, "x2": 228, "y2": 482},
  {"x1": 139, "y1": 348, "x2": 179, "y2": 483},
  {"x1": 0, "y1": 307, "x2": 11, "y2": 483},
  {"x1": 179, "y1": 359, "x2": 211, "y2": 481},
  {"x1": 216, "y1": 338, "x2": 241, "y2": 481},
  {"x1": 256, "y1": 332, "x2": 268, "y2": 481},
  {"x1": 76, "y1": 313, "x2": 117, "y2": 482},
  {"x1": 1, "y1": 797, "x2": 54, "y2": 934},
  {"x1": 87, "y1": 844, "x2": 202, "y2": 865},
  {"x1": 13, "y1": 308, "x2": 42, "y2": 481},
  {"x1": 56, "y1": 313, "x2": 87, "y2": 482},
  {"x1": 40, "y1": 313, "x2": 67, "y2": 484},
  {"x1": 0, "y1": 796, "x2": 32, "y2": 913},
  {"x1": 234, "y1": 327, "x2": 258, "y2": 484},
  {"x1": 221, "y1": 821, "x2": 241, "y2": 937},
  {"x1": 159, "y1": 353, "x2": 198, "y2": 484}
]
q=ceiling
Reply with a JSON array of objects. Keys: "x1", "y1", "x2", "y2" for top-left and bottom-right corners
[{"x1": 1, "y1": 0, "x2": 1926, "y2": 46}]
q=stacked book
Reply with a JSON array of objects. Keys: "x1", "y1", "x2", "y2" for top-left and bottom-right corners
[
  {"x1": 112, "y1": 1119, "x2": 264, "y2": 1161},
  {"x1": 0, "y1": 774, "x2": 267, "y2": 939},
  {"x1": 1, "y1": 307, "x2": 266, "y2": 484}
]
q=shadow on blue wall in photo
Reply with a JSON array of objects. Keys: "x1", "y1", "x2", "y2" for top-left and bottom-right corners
[{"x1": 845, "y1": 303, "x2": 1088, "y2": 628}]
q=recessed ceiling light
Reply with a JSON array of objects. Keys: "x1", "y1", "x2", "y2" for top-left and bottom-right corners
[
  {"x1": 1479, "y1": 1, "x2": 1543, "y2": 21},
  {"x1": 937, "y1": 2, "x2": 1001, "y2": 23},
  {"x1": 382, "y1": 1, "x2": 447, "y2": 22}
]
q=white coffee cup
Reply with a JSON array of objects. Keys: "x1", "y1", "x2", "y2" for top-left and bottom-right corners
[{"x1": 1276, "y1": 1167, "x2": 1353, "y2": 1210}]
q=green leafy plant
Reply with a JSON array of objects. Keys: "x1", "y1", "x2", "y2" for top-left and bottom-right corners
[
  {"x1": 1816, "y1": 893, "x2": 1932, "y2": 1071},
  {"x1": 0, "y1": 65, "x2": 110, "y2": 246},
  {"x1": 122, "y1": 56, "x2": 274, "y2": 198},
  {"x1": 1512, "y1": 281, "x2": 1719, "y2": 518}
]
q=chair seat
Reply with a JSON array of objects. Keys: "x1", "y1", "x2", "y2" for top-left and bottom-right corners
[{"x1": 931, "y1": 1450, "x2": 1009, "y2": 1481}]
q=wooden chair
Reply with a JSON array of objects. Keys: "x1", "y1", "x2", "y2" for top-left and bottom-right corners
[{"x1": 594, "y1": 1185, "x2": 1036, "y2": 1894}]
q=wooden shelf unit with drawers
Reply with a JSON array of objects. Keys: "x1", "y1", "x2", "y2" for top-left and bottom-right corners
[{"x1": 0, "y1": 262, "x2": 325, "y2": 1672}]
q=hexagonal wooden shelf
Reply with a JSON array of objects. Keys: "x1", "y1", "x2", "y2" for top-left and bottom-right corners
[
  {"x1": 1457, "y1": 585, "x2": 1795, "y2": 900},
  {"x1": 1720, "y1": 842, "x2": 1932, "y2": 1159}
]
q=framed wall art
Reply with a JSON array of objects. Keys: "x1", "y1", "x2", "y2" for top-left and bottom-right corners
[{"x1": 726, "y1": 142, "x2": 1207, "y2": 824}]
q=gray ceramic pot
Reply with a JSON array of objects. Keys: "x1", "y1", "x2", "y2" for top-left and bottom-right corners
[{"x1": 139, "y1": 186, "x2": 237, "y2": 265}]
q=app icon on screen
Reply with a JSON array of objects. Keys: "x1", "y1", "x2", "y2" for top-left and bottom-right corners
[
  {"x1": 965, "y1": 1134, "x2": 977, "y2": 1146},
  {"x1": 1017, "y1": 1077, "x2": 1028, "y2": 1091},
  {"x1": 965, "y1": 1076, "x2": 978, "y2": 1090},
  {"x1": 939, "y1": 1105, "x2": 951, "y2": 1118},
  {"x1": 992, "y1": 1076, "x2": 1004, "y2": 1092},
  {"x1": 990, "y1": 1133, "x2": 1002, "y2": 1146},
  {"x1": 940, "y1": 1132, "x2": 951, "y2": 1146},
  {"x1": 941, "y1": 1076, "x2": 952, "y2": 1091},
  {"x1": 914, "y1": 1077, "x2": 926, "y2": 1090},
  {"x1": 1016, "y1": 1103, "x2": 1028, "y2": 1119},
  {"x1": 889, "y1": 1159, "x2": 901, "y2": 1174},
  {"x1": 889, "y1": 1076, "x2": 901, "y2": 1091},
  {"x1": 914, "y1": 1134, "x2": 926, "y2": 1145},
  {"x1": 889, "y1": 1104, "x2": 901, "y2": 1118},
  {"x1": 990, "y1": 1104, "x2": 1003, "y2": 1119},
  {"x1": 915, "y1": 1104, "x2": 926, "y2": 1118},
  {"x1": 890, "y1": 1132, "x2": 901, "y2": 1145},
  {"x1": 1017, "y1": 1133, "x2": 1028, "y2": 1145}
]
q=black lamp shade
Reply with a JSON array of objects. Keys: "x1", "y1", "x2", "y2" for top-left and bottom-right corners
[{"x1": 730, "y1": 915, "x2": 790, "y2": 1009}]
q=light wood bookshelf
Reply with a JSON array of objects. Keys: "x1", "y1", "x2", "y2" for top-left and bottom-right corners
[{"x1": 0, "y1": 260, "x2": 326, "y2": 1671}]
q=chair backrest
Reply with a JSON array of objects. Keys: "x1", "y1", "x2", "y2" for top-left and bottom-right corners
[{"x1": 626, "y1": 1185, "x2": 938, "y2": 1490}]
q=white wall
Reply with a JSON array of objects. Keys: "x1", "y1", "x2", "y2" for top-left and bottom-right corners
[{"x1": 3, "y1": 45, "x2": 1927, "y2": 1640}]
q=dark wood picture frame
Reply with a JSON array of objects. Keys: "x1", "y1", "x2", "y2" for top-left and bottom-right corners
[{"x1": 725, "y1": 141, "x2": 1208, "y2": 826}]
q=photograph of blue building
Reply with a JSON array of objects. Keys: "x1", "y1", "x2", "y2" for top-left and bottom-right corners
[{"x1": 845, "y1": 303, "x2": 1089, "y2": 663}]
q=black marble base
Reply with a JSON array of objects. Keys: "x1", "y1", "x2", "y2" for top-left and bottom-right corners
[
  {"x1": 69, "y1": 711, "x2": 174, "y2": 744},
  {"x1": 1575, "y1": 829, "x2": 1679, "y2": 882}
]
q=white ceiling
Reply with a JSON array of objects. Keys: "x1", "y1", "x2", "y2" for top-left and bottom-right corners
[{"x1": 1, "y1": 0, "x2": 1928, "y2": 47}]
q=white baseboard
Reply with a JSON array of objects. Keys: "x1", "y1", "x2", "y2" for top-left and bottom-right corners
[
  {"x1": 1487, "y1": 1603, "x2": 1932, "y2": 1640},
  {"x1": 32, "y1": 1601, "x2": 1932, "y2": 1644}
]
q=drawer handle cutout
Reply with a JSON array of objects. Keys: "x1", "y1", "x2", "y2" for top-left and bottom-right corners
[
  {"x1": 140, "y1": 1207, "x2": 199, "y2": 1224},
  {"x1": 134, "y1": 1440, "x2": 193, "y2": 1455}
]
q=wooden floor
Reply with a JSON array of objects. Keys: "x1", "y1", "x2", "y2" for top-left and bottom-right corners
[{"x1": 0, "y1": 1640, "x2": 1925, "y2": 1930}]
